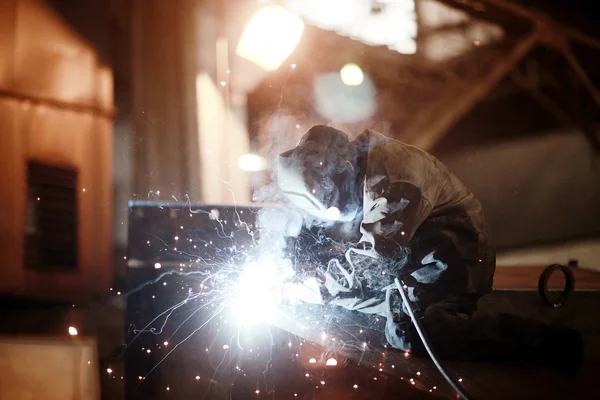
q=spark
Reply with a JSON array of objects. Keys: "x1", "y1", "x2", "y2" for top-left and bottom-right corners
[{"x1": 325, "y1": 358, "x2": 337, "y2": 366}]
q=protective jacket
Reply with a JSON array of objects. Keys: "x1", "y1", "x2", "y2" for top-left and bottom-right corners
[{"x1": 317, "y1": 130, "x2": 496, "y2": 349}]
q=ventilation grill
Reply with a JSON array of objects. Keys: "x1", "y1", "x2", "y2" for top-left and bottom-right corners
[{"x1": 26, "y1": 162, "x2": 78, "y2": 270}]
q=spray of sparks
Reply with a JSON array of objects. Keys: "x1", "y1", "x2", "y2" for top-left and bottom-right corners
[{"x1": 118, "y1": 199, "x2": 420, "y2": 397}]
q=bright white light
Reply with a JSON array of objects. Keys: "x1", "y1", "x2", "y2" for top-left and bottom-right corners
[
  {"x1": 154, "y1": 262, "x2": 162, "y2": 269},
  {"x1": 239, "y1": 153, "x2": 268, "y2": 172},
  {"x1": 229, "y1": 255, "x2": 294, "y2": 326},
  {"x1": 68, "y1": 326, "x2": 78, "y2": 336},
  {"x1": 282, "y1": 0, "x2": 416, "y2": 54},
  {"x1": 325, "y1": 207, "x2": 341, "y2": 221},
  {"x1": 309, "y1": 358, "x2": 317, "y2": 364},
  {"x1": 340, "y1": 63, "x2": 364, "y2": 86},
  {"x1": 325, "y1": 358, "x2": 338, "y2": 366},
  {"x1": 237, "y1": 6, "x2": 304, "y2": 71}
]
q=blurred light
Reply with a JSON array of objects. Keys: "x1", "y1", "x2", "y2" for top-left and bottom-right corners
[
  {"x1": 229, "y1": 256, "x2": 294, "y2": 325},
  {"x1": 237, "y1": 6, "x2": 304, "y2": 71},
  {"x1": 340, "y1": 63, "x2": 364, "y2": 86},
  {"x1": 239, "y1": 153, "x2": 268, "y2": 172},
  {"x1": 325, "y1": 358, "x2": 337, "y2": 366},
  {"x1": 154, "y1": 262, "x2": 162, "y2": 269},
  {"x1": 313, "y1": 71, "x2": 376, "y2": 123},
  {"x1": 309, "y1": 358, "x2": 317, "y2": 364},
  {"x1": 68, "y1": 326, "x2": 78, "y2": 336},
  {"x1": 282, "y1": 0, "x2": 416, "y2": 54}
]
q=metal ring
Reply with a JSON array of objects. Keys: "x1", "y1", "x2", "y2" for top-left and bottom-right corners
[{"x1": 538, "y1": 264, "x2": 575, "y2": 308}]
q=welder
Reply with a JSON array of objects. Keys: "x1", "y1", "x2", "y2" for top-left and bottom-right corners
[{"x1": 277, "y1": 125, "x2": 584, "y2": 373}]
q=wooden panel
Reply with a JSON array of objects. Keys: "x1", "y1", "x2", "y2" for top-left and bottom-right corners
[
  {"x1": 494, "y1": 265, "x2": 600, "y2": 291},
  {"x1": 0, "y1": 336, "x2": 100, "y2": 400}
]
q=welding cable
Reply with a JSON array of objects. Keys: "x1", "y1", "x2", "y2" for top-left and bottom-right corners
[{"x1": 394, "y1": 278, "x2": 473, "y2": 400}]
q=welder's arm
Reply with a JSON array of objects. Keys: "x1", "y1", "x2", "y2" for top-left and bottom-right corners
[
  {"x1": 284, "y1": 181, "x2": 431, "y2": 311},
  {"x1": 363, "y1": 180, "x2": 431, "y2": 261}
]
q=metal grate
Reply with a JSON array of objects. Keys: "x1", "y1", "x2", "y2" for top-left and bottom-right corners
[{"x1": 25, "y1": 162, "x2": 78, "y2": 270}]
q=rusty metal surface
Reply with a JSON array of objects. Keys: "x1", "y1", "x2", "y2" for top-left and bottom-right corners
[
  {"x1": 125, "y1": 203, "x2": 600, "y2": 399},
  {"x1": 270, "y1": 290, "x2": 600, "y2": 399}
]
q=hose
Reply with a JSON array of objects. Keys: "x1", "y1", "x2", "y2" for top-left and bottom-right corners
[{"x1": 394, "y1": 278, "x2": 473, "y2": 400}]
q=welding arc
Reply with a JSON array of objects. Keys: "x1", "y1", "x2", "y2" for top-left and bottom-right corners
[{"x1": 394, "y1": 278, "x2": 473, "y2": 400}]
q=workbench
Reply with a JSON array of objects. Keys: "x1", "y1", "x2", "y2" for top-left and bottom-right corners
[{"x1": 125, "y1": 202, "x2": 600, "y2": 399}]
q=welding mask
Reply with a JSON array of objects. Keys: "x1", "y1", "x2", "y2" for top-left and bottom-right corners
[{"x1": 277, "y1": 126, "x2": 359, "y2": 222}]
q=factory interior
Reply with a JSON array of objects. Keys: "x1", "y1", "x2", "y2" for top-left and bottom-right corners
[{"x1": 1, "y1": 0, "x2": 600, "y2": 398}]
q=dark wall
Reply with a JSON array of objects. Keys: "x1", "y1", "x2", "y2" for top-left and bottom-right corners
[{"x1": 439, "y1": 129, "x2": 600, "y2": 249}]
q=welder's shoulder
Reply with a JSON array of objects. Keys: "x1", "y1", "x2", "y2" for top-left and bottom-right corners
[{"x1": 363, "y1": 132, "x2": 444, "y2": 203}]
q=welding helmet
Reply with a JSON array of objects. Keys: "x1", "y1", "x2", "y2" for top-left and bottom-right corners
[{"x1": 277, "y1": 125, "x2": 359, "y2": 222}]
